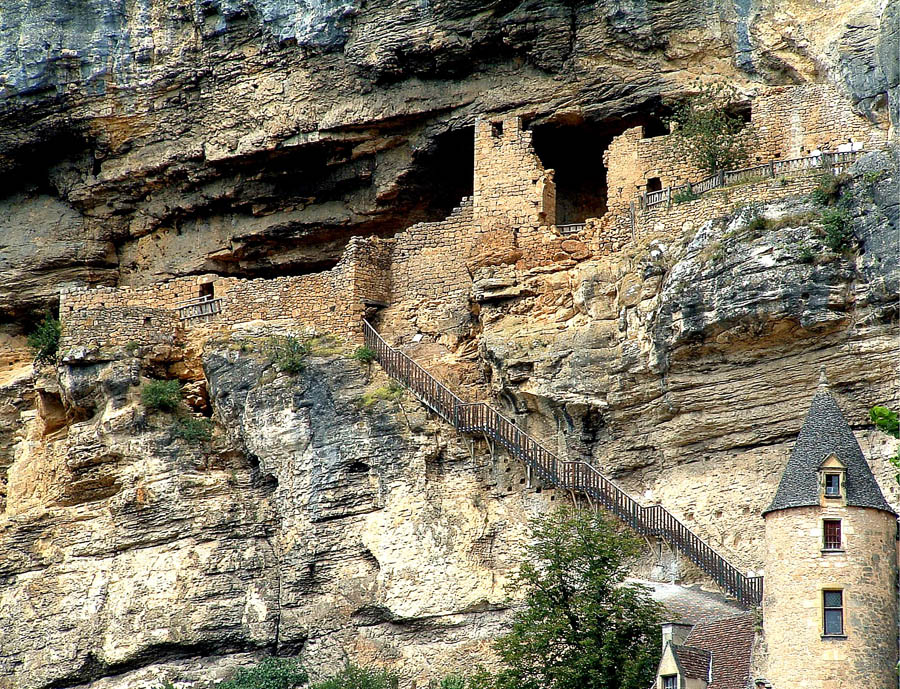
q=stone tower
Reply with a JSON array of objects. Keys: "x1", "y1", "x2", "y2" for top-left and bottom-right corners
[{"x1": 761, "y1": 374, "x2": 898, "y2": 689}]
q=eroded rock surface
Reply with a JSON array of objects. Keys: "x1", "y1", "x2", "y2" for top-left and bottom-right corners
[
  {"x1": 1, "y1": 2, "x2": 899, "y2": 687},
  {"x1": 1, "y1": 0, "x2": 897, "y2": 318}
]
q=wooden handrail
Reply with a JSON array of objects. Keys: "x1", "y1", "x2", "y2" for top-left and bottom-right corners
[
  {"x1": 177, "y1": 297, "x2": 222, "y2": 322},
  {"x1": 362, "y1": 320, "x2": 763, "y2": 607},
  {"x1": 640, "y1": 148, "x2": 863, "y2": 210}
]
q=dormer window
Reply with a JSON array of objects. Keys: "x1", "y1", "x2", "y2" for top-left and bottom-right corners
[{"x1": 818, "y1": 454, "x2": 847, "y2": 504}]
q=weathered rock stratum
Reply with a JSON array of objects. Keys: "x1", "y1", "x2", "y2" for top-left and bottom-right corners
[
  {"x1": 1, "y1": 0, "x2": 897, "y2": 318},
  {"x1": 1, "y1": 1, "x2": 899, "y2": 688}
]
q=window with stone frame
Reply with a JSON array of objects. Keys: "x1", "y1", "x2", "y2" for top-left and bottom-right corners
[
  {"x1": 823, "y1": 589, "x2": 844, "y2": 636},
  {"x1": 823, "y1": 519, "x2": 842, "y2": 550},
  {"x1": 824, "y1": 473, "x2": 841, "y2": 497},
  {"x1": 662, "y1": 675, "x2": 677, "y2": 689}
]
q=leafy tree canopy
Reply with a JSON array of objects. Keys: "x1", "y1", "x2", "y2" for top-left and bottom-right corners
[
  {"x1": 493, "y1": 506, "x2": 663, "y2": 689},
  {"x1": 668, "y1": 81, "x2": 753, "y2": 175}
]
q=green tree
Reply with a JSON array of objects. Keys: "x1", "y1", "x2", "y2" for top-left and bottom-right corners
[
  {"x1": 27, "y1": 313, "x2": 61, "y2": 363},
  {"x1": 668, "y1": 81, "x2": 753, "y2": 175},
  {"x1": 494, "y1": 506, "x2": 663, "y2": 689},
  {"x1": 219, "y1": 657, "x2": 308, "y2": 689}
]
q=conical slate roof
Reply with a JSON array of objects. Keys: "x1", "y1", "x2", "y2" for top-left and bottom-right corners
[{"x1": 763, "y1": 378, "x2": 895, "y2": 516}]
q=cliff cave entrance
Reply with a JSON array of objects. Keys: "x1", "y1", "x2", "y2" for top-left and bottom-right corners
[
  {"x1": 530, "y1": 115, "x2": 668, "y2": 224},
  {"x1": 396, "y1": 126, "x2": 475, "y2": 222}
]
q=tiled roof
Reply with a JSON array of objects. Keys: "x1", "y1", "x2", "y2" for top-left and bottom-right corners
[
  {"x1": 763, "y1": 382, "x2": 894, "y2": 515},
  {"x1": 634, "y1": 580, "x2": 747, "y2": 625},
  {"x1": 684, "y1": 612, "x2": 756, "y2": 689},
  {"x1": 672, "y1": 645, "x2": 711, "y2": 681}
]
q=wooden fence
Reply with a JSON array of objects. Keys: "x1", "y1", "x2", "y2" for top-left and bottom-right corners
[
  {"x1": 176, "y1": 295, "x2": 222, "y2": 322},
  {"x1": 363, "y1": 320, "x2": 763, "y2": 607},
  {"x1": 640, "y1": 149, "x2": 862, "y2": 210}
]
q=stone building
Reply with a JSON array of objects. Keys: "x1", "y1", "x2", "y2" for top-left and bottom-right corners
[
  {"x1": 653, "y1": 612, "x2": 756, "y2": 689},
  {"x1": 760, "y1": 374, "x2": 898, "y2": 689},
  {"x1": 653, "y1": 374, "x2": 899, "y2": 689}
]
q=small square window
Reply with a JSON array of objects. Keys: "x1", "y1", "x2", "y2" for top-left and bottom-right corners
[
  {"x1": 646, "y1": 177, "x2": 662, "y2": 192},
  {"x1": 824, "y1": 473, "x2": 841, "y2": 497},
  {"x1": 662, "y1": 676, "x2": 677, "y2": 689},
  {"x1": 823, "y1": 590, "x2": 844, "y2": 636},
  {"x1": 823, "y1": 519, "x2": 841, "y2": 550}
]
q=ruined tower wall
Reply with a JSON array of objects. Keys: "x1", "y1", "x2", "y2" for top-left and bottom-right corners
[{"x1": 473, "y1": 117, "x2": 556, "y2": 230}]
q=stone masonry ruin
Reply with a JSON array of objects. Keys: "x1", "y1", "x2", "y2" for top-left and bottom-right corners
[{"x1": 59, "y1": 83, "x2": 888, "y2": 359}]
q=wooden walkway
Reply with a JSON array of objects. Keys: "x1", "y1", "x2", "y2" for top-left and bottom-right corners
[{"x1": 363, "y1": 320, "x2": 763, "y2": 607}]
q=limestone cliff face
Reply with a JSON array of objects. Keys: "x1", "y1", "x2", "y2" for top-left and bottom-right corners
[
  {"x1": 2, "y1": 2, "x2": 900, "y2": 688},
  {"x1": 475, "y1": 151, "x2": 900, "y2": 571},
  {"x1": 1, "y1": 153, "x2": 896, "y2": 689},
  {"x1": 1, "y1": 0, "x2": 897, "y2": 317},
  {"x1": 0, "y1": 328, "x2": 555, "y2": 688}
]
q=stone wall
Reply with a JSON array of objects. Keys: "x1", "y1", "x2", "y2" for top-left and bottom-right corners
[
  {"x1": 473, "y1": 117, "x2": 556, "y2": 230},
  {"x1": 60, "y1": 277, "x2": 205, "y2": 315},
  {"x1": 632, "y1": 166, "x2": 824, "y2": 243},
  {"x1": 59, "y1": 236, "x2": 394, "y2": 348},
  {"x1": 59, "y1": 307, "x2": 182, "y2": 353},
  {"x1": 751, "y1": 84, "x2": 888, "y2": 160},
  {"x1": 590, "y1": 83, "x2": 889, "y2": 258},
  {"x1": 762, "y1": 505, "x2": 898, "y2": 689},
  {"x1": 376, "y1": 199, "x2": 476, "y2": 341}
]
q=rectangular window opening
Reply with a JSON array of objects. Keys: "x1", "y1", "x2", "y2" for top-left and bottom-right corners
[
  {"x1": 662, "y1": 676, "x2": 677, "y2": 689},
  {"x1": 823, "y1": 519, "x2": 842, "y2": 550},
  {"x1": 824, "y1": 473, "x2": 841, "y2": 497},
  {"x1": 646, "y1": 177, "x2": 662, "y2": 192},
  {"x1": 823, "y1": 589, "x2": 844, "y2": 636},
  {"x1": 491, "y1": 122, "x2": 503, "y2": 138}
]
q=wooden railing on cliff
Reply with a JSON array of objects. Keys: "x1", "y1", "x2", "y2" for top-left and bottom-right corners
[
  {"x1": 177, "y1": 294, "x2": 222, "y2": 322},
  {"x1": 640, "y1": 149, "x2": 862, "y2": 210},
  {"x1": 363, "y1": 320, "x2": 763, "y2": 607}
]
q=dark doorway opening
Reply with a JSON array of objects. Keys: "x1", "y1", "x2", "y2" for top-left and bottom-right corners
[
  {"x1": 530, "y1": 114, "x2": 669, "y2": 224},
  {"x1": 393, "y1": 126, "x2": 475, "y2": 223}
]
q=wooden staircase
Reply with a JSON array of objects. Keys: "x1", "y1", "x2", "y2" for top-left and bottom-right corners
[{"x1": 363, "y1": 320, "x2": 763, "y2": 608}]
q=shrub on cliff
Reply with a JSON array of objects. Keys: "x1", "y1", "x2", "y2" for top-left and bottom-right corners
[
  {"x1": 311, "y1": 664, "x2": 399, "y2": 689},
  {"x1": 266, "y1": 335, "x2": 310, "y2": 374},
  {"x1": 668, "y1": 81, "x2": 753, "y2": 175},
  {"x1": 492, "y1": 506, "x2": 663, "y2": 689},
  {"x1": 811, "y1": 172, "x2": 851, "y2": 206},
  {"x1": 353, "y1": 346, "x2": 377, "y2": 364},
  {"x1": 174, "y1": 416, "x2": 213, "y2": 443},
  {"x1": 27, "y1": 313, "x2": 61, "y2": 364},
  {"x1": 870, "y1": 406, "x2": 900, "y2": 486},
  {"x1": 821, "y1": 206, "x2": 853, "y2": 252},
  {"x1": 141, "y1": 379, "x2": 182, "y2": 412},
  {"x1": 430, "y1": 669, "x2": 495, "y2": 689},
  {"x1": 219, "y1": 657, "x2": 308, "y2": 689}
]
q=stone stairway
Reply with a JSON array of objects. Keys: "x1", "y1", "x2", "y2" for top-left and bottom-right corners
[{"x1": 363, "y1": 319, "x2": 763, "y2": 608}]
